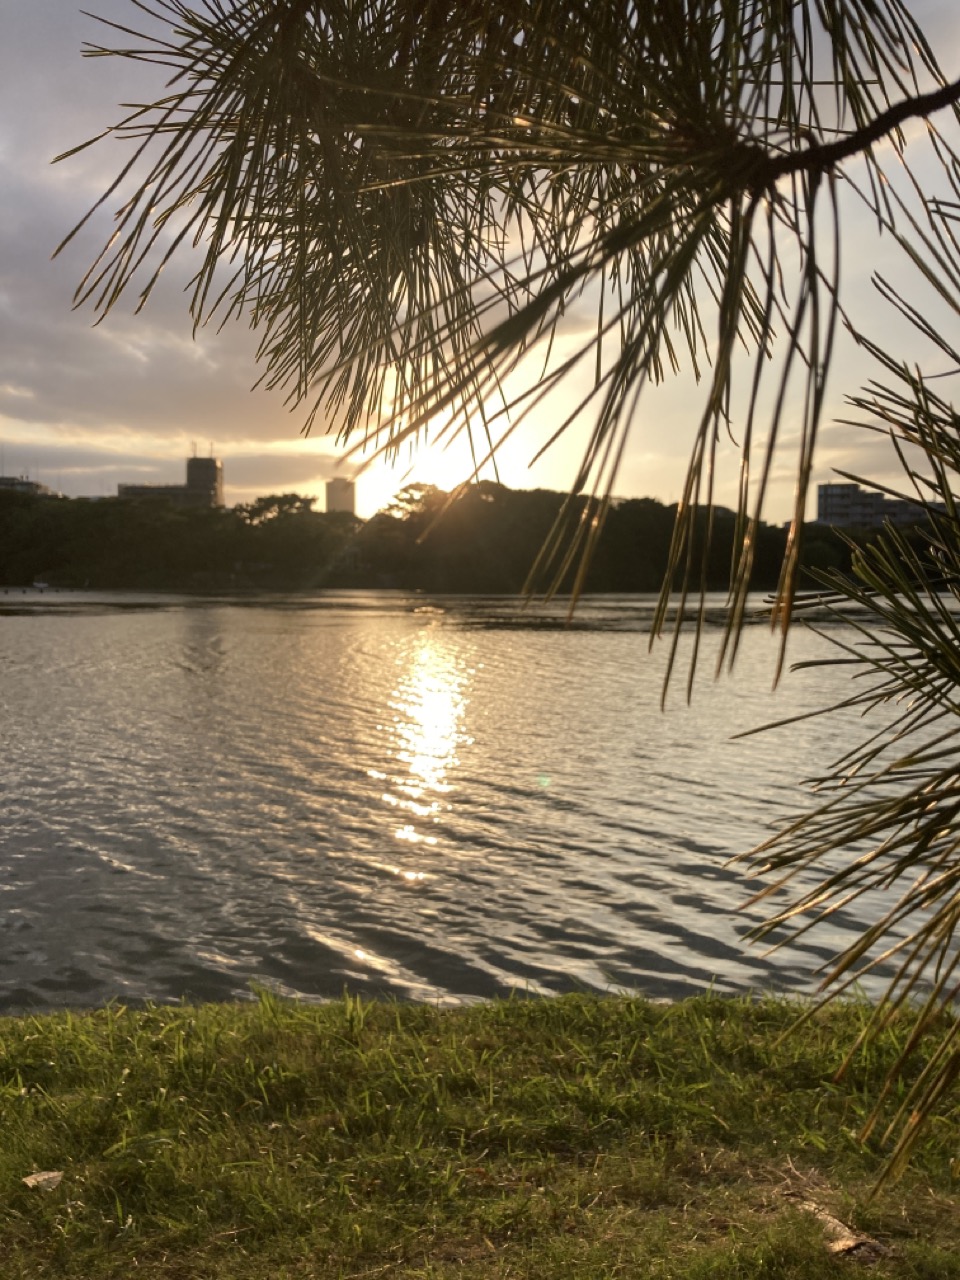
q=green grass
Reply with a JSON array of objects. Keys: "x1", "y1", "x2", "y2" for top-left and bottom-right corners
[{"x1": 1, "y1": 991, "x2": 957, "y2": 1278}]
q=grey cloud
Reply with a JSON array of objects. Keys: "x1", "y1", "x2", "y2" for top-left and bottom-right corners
[
  {"x1": 0, "y1": 1, "x2": 350, "y2": 507},
  {"x1": 225, "y1": 452, "x2": 343, "y2": 492},
  {"x1": 0, "y1": 121, "x2": 343, "y2": 504},
  {"x1": 0, "y1": 174, "x2": 294, "y2": 435}
]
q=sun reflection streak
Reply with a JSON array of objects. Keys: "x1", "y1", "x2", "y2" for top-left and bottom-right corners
[{"x1": 385, "y1": 634, "x2": 472, "y2": 850}]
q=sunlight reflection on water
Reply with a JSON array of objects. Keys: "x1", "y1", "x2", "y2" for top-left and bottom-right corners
[{"x1": 387, "y1": 635, "x2": 471, "y2": 847}]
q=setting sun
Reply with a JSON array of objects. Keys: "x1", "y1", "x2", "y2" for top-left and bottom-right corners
[{"x1": 350, "y1": 426, "x2": 506, "y2": 516}]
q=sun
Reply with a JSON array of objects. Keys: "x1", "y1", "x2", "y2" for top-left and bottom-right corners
[
  {"x1": 406, "y1": 436, "x2": 484, "y2": 492},
  {"x1": 382, "y1": 427, "x2": 496, "y2": 495},
  {"x1": 350, "y1": 433, "x2": 480, "y2": 516},
  {"x1": 353, "y1": 410, "x2": 543, "y2": 516}
]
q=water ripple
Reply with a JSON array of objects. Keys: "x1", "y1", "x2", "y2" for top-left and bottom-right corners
[{"x1": 0, "y1": 590, "x2": 915, "y2": 1012}]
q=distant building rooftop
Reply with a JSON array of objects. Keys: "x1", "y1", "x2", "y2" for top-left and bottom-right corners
[
  {"x1": 118, "y1": 455, "x2": 224, "y2": 508},
  {"x1": 0, "y1": 476, "x2": 56, "y2": 497}
]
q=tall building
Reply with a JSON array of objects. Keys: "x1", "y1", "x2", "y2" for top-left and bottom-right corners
[
  {"x1": 186, "y1": 456, "x2": 224, "y2": 507},
  {"x1": 118, "y1": 454, "x2": 224, "y2": 508},
  {"x1": 326, "y1": 477, "x2": 356, "y2": 514}
]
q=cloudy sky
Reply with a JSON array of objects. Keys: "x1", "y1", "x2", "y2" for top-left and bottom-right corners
[{"x1": 1, "y1": 2, "x2": 958, "y2": 517}]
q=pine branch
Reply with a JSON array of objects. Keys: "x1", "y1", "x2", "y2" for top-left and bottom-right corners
[{"x1": 755, "y1": 76, "x2": 960, "y2": 189}]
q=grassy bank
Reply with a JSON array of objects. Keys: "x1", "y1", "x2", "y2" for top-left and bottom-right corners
[{"x1": 1, "y1": 992, "x2": 957, "y2": 1278}]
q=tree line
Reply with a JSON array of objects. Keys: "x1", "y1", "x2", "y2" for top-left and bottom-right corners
[{"x1": 0, "y1": 481, "x2": 852, "y2": 594}]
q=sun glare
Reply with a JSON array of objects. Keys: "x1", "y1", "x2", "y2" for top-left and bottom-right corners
[{"x1": 405, "y1": 438, "x2": 483, "y2": 493}]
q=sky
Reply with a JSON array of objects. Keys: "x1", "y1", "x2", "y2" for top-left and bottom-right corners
[{"x1": 1, "y1": 2, "x2": 958, "y2": 518}]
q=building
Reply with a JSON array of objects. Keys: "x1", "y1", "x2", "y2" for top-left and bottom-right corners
[
  {"x1": 118, "y1": 454, "x2": 224, "y2": 508},
  {"x1": 816, "y1": 481, "x2": 943, "y2": 528},
  {"x1": 0, "y1": 476, "x2": 56, "y2": 497},
  {"x1": 184, "y1": 456, "x2": 224, "y2": 506},
  {"x1": 325, "y1": 477, "x2": 356, "y2": 515}
]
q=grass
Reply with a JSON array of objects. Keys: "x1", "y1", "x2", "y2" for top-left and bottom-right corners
[{"x1": 0, "y1": 991, "x2": 957, "y2": 1278}]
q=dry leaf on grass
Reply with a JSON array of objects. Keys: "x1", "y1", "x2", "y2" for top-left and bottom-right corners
[
  {"x1": 799, "y1": 1200, "x2": 891, "y2": 1261},
  {"x1": 21, "y1": 1171, "x2": 63, "y2": 1191}
]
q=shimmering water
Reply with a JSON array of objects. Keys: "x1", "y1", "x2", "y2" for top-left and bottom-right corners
[{"x1": 0, "y1": 590, "x2": 893, "y2": 1012}]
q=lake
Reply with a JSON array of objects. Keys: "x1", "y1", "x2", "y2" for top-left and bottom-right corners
[{"x1": 0, "y1": 589, "x2": 894, "y2": 1013}]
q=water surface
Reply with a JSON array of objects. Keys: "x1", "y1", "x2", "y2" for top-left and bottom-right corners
[{"x1": 0, "y1": 590, "x2": 896, "y2": 1012}]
